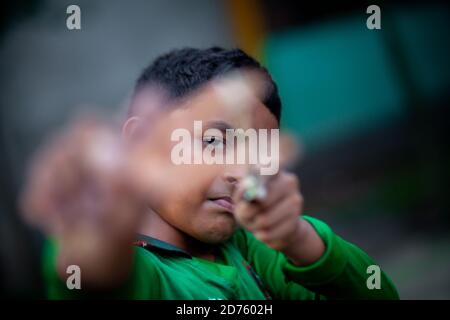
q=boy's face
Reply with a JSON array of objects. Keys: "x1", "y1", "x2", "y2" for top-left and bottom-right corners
[{"x1": 133, "y1": 81, "x2": 278, "y2": 244}]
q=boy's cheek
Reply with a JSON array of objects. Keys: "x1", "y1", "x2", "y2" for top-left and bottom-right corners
[{"x1": 162, "y1": 187, "x2": 210, "y2": 219}]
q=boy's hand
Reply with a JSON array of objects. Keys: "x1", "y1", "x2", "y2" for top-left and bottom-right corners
[
  {"x1": 233, "y1": 171, "x2": 326, "y2": 266},
  {"x1": 20, "y1": 114, "x2": 201, "y2": 287},
  {"x1": 20, "y1": 119, "x2": 150, "y2": 287}
]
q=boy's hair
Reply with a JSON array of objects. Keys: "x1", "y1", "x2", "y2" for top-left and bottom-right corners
[{"x1": 133, "y1": 47, "x2": 282, "y2": 123}]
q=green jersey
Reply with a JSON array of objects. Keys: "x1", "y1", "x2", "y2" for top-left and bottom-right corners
[{"x1": 42, "y1": 216, "x2": 399, "y2": 299}]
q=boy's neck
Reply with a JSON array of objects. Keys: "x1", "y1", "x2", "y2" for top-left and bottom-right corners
[{"x1": 139, "y1": 209, "x2": 217, "y2": 261}]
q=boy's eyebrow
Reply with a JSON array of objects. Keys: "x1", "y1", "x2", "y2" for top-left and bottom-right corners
[{"x1": 203, "y1": 120, "x2": 234, "y2": 132}]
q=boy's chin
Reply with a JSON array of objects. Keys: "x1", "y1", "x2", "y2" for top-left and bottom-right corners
[
  {"x1": 201, "y1": 232, "x2": 233, "y2": 244},
  {"x1": 195, "y1": 222, "x2": 237, "y2": 244}
]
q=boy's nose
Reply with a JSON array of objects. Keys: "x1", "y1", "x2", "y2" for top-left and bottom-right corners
[{"x1": 223, "y1": 165, "x2": 247, "y2": 185}]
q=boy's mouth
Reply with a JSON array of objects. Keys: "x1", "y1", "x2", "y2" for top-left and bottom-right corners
[{"x1": 208, "y1": 196, "x2": 235, "y2": 212}]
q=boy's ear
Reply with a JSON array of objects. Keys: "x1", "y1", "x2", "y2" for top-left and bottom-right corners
[{"x1": 122, "y1": 116, "x2": 142, "y2": 141}]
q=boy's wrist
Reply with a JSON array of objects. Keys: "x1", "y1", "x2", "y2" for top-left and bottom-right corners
[{"x1": 281, "y1": 218, "x2": 326, "y2": 267}]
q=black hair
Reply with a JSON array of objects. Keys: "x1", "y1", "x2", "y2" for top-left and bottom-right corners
[{"x1": 133, "y1": 47, "x2": 281, "y2": 122}]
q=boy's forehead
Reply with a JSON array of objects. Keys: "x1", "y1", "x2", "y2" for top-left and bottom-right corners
[
  {"x1": 131, "y1": 75, "x2": 278, "y2": 130},
  {"x1": 250, "y1": 101, "x2": 279, "y2": 130},
  {"x1": 172, "y1": 82, "x2": 279, "y2": 130}
]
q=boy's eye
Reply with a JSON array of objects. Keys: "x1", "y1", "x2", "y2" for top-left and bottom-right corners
[{"x1": 203, "y1": 136, "x2": 225, "y2": 147}]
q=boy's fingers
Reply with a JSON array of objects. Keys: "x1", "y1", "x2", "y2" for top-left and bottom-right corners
[
  {"x1": 257, "y1": 172, "x2": 300, "y2": 211},
  {"x1": 254, "y1": 173, "x2": 286, "y2": 209},
  {"x1": 232, "y1": 171, "x2": 300, "y2": 229},
  {"x1": 254, "y1": 217, "x2": 299, "y2": 245},
  {"x1": 251, "y1": 194, "x2": 295, "y2": 231},
  {"x1": 21, "y1": 119, "x2": 135, "y2": 231},
  {"x1": 233, "y1": 200, "x2": 261, "y2": 226},
  {"x1": 21, "y1": 138, "x2": 76, "y2": 226}
]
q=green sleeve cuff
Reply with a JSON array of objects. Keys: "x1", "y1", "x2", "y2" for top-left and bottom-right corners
[{"x1": 282, "y1": 216, "x2": 349, "y2": 286}]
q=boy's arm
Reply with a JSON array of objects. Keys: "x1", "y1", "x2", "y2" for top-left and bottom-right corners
[
  {"x1": 235, "y1": 215, "x2": 399, "y2": 300},
  {"x1": 22, "y1": 112, "x2": 195, "y2": 296},
  {"x1": 43, "y1": 238, "x2": 159, "y2": 299},
  {"x1": 282, "y1": 216, "x2": 399, "y2": 299}
]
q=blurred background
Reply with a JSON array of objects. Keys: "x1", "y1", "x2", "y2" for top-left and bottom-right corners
[{"x1": 0, "y1": 0, "x2": 449, "y2": 299}]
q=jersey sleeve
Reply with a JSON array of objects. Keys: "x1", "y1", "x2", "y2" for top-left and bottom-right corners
[{"x1": 231, "y1": 215, "x2": 400, "y2": 300}]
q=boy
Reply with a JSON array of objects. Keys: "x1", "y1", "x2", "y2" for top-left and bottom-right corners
[{"x1": 22, "y1": 47, "x2": 399, "y2": 299}]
